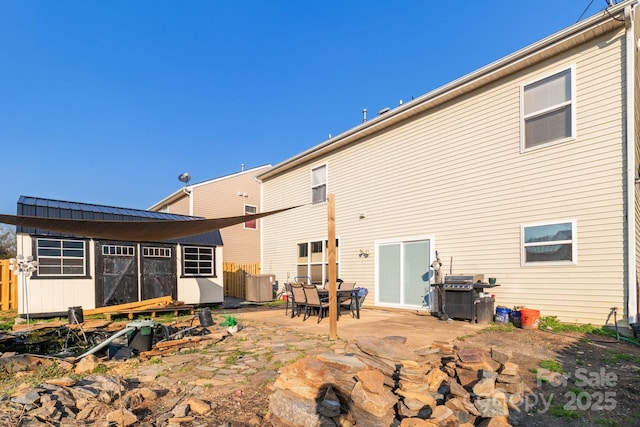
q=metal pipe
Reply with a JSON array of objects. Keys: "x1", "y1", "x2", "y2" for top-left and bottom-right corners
[
  {"x1": 75, "y1": 319, "x2": 157, "y2": 361},
  {"x1": 75, "y1": 327, "x2": 135, "y2": 361}
]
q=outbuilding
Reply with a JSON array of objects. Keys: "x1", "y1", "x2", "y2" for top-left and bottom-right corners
[{"x1": 14, "y1": 195, "x2": 224, "y2": 317}]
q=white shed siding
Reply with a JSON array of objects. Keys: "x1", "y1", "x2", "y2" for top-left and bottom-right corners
[
  {"x1": 263, "y1": 28, "x2": 627, "y2": 325},
  {"x1": 17, "y1": 235, "x2": 97, "y2": 315},
  {"x1": 176, "y1": 244, "x2": 224, "y2": 304}
]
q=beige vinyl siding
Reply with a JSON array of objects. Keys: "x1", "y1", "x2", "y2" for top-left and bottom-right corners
[
  {"x1": 263, "y1": 28, "x2": 627, "y2": 325},
  {"x1": 168, "y1": 195, "x2": 189, "y2": 215},
  {"x1": 192, "y1": 167, "x2": 268, "y2": 264},
  {"x1": 151, "y1": 166, "x2": 270, "y2": 264}
]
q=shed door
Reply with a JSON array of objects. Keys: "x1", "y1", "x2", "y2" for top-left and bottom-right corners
[
  {"x1": 95, "y1": 241, "x2": 139, "y2": 307},
  {"x1": 141, "y1": 245, "x2": 177, "y2": 300}
]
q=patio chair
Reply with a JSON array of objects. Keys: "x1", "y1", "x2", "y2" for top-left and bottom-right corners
[
  {"x1": 302, "y1": 284, "x2": 330, "y2": 323},
  {"x1": 289, "y1": 282, "x2": 307, "y2": 318},
  {"x1": 355, "y1": 287, "x2": 368, "y2": 311},
  {"x1": 283, "y1": 282, "x2": 294, "y2": 316},
  {"x1": 324, "y1": 278, "x2": 344, "y2": 290},
  {"x1": 293, "y1": 276, "x2": 312, "y2": 285},
  {"x1": 338, "y1": 282, "x2": 357, "y2": 317}
]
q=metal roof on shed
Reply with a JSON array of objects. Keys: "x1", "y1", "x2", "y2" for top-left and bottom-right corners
[{"x1": 16, "y1": 195, "x2": 223, "y2": 246}]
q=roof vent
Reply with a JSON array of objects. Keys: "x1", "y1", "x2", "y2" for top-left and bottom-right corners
[{"x1": 378, "y1": 107, "x2": 390, "y2": 115}]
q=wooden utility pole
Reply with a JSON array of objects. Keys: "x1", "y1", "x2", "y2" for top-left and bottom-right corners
[{"x1": 327, "y1": 193, "x2": 337, "y2": 339}]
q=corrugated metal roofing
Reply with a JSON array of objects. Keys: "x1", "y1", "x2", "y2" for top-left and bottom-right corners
[{"x1": 16, "y1": 195, "x2": 223, "y2": 246}]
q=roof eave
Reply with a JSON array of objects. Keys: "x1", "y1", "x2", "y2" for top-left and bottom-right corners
[
  {"x1": 257, "y1": 1, "x2": 631, "y2": 181},
  {"x1": 149, "y1": 164, "x2": 273, "y2": 210}
]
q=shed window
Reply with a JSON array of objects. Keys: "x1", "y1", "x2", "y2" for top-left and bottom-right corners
[
  {"x1": 37, "y1": 238, "x2": 87, "y2": 276},
  {"x1": 522, "y1": 68, "x2": 574, "y2": 150},
  {"x1": 102, "y1": 245, "x2": 135, "y2": 256},
  {"x1": 183, "y1": 246, "x2": 216, "y2": 277},
  {"x1": 244, "y1": 204, "x2": 257, "y2": 229},
  {"x1": 143, "y1": 247, "x2": 171, "y2": 258},
  {"x1": 522, "y1": 221, "x2": 576, "y2": 264},
  {"x1": 312, "y1": 165, "x2": 327, "y2": 204}
]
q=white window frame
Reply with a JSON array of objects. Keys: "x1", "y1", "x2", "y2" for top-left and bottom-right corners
[
  {"x1": 183, "y1": 246, "x2": 216, "y2": 277},
  {"x1": 102, "y1": 244, "x2": 135, "y2": 256},
  {"x1": 36, "y1": 238, "x2": 87, "y2": 277},
  {"x1": 520, "y1": 65, "x2": 576, "y2": 152},
  {"x1": 244, "y1": 204, "x2": 257, "y2": 230},
  {"x1": 374, "y1": 234, "x2": 435, "y2": 309},
  {"x1": 143, "y1": 246, "x2": 172, "y2": 258},
  {"x1": 311, "y1": 164, "x2": 327, "y2": 204},
  {"x1": 521, "y1": 219, "x2": 577, "y2": 266},
  {"x1": 295, "y1": 238, "x2": 339, "y2": 284}
]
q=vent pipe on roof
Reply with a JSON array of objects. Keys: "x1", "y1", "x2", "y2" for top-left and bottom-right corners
[
  {"x1": 362, "y1": 108, "x2": 368, "y2": 123},
  {"x1": 241, "y1": 163, "x2": 245, "y2": 171}
]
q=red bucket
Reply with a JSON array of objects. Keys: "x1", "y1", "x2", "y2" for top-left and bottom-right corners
[{"x1": 520, "y1": 308, "x2": 540, "y2": 329}]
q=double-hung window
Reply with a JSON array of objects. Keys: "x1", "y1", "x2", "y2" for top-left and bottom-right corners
[
  {"x1": 183, "y1": 246, "x2": 216, "y2": 276},
  {"x1": 311, "y1": 165, "x2": 327, "y2": 204},
  {"x1": 522, "y1": 220, "x2": 576, "y2": 264},
  {"x1": 522, "y1": 67, "x2": 574, "y2": 150},
  {"x1": 296, "y1": 239, "x2": 339, "y2": 284},
  {"x1": 37, "y1": 238, "x2": 87, "y2": 276},
  {"x1": 244, "y1": 204, "x2": 257, "y2": 229}
]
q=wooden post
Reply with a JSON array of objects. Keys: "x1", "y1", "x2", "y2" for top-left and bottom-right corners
[{"x1": 327, "y1": 193, "x2": 337, "y2": 339}]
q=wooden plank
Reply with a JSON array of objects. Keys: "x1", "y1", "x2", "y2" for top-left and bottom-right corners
[
  {"x1": 155, "y1": 336, "x2": 203, "y2": 348},
  {"x1": 102, "y1": 305, "x2": 194, "y2": 321},
  {"x1": 83, "y1": 296, "x2": 173, "y2": 316}
]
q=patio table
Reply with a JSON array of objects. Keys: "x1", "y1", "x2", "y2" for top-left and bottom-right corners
[{"x1": 317, "y1": 288, "x2": 360, "y2": 319}]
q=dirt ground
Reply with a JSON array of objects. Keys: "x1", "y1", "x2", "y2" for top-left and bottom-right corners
[
  {"x1": 193, "y1": 328, "x2": 640, "y2": 426},
  {"x1": 457, "y1": 328, "x2": 640, "y2": 427},
  {"x1": 132, "y1": 318, "x2": 640, "y2": 427},
  {"x1": 2, "y1": 306, "x2": 640, "y2": 426}
]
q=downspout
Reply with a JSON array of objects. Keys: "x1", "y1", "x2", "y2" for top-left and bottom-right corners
[
  {"x1": 182, "y1": 186, "x2": 193, "y2": 216},
  {"x1": 256, "y1": 175, "x2": 264, "y2": 273},
  {"x1": 624, "y1": 3, "x2": 638, "y2": 326}
]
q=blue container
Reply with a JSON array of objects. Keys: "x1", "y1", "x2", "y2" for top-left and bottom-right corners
[
  {"x1": 511, "y1": 310, "x2": 522, "y2": 328},
  {"x1": 495, "y1": 306, "x2": 511, "y2": 324}
]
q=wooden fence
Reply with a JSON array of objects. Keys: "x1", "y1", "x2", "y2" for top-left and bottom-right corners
[
  {"x1": 223, "y1": 262, "x2": 260, "y2": 299},
  {"x1": 0, "y1": 259, "x2": 19, "y2": 311}
]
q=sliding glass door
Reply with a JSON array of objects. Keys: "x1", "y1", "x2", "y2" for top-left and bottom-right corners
[{"x1": 377, "y1": 237, "x2": 431, "y2": 308}]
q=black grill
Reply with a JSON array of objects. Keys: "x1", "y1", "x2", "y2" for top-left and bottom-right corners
[{"x1": 432, "y1": 274, "x2": 498, "y2": 323}]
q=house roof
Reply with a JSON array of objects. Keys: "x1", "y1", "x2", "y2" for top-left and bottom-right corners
[
  {"x1": 16, "y1": 195, "x2": 224, "y2": 246},
  {"x1": 256, "y1": 1, "x2": 631, "y2": 181},
  {"x1": 148, "y1": 164, "x2": 272, "y2": 211}
]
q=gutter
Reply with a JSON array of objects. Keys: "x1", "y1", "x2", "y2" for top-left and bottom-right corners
[
  {"x1": 182, "y1": 186, "x2": 193, "y2": 216},
  {"x1": 257, "y1": 0, "x2": 632, "y2": 182},
  {"x1": 624, "y1": 3, "x2": 638, "y2": 326}
]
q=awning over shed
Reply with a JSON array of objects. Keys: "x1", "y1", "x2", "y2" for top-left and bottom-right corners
[{"x1": 0, "y1": 196, "x2": 298, "y2": 244}]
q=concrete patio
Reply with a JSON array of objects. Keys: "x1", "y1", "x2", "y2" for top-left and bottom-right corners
[{"x1": 230, "y1": 303, "x2": 489, "y2": 350}]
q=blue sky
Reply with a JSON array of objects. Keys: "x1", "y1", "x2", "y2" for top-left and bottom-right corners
[{"x1": 0, "y1": 1, "x2": 610, "y2": 215}]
